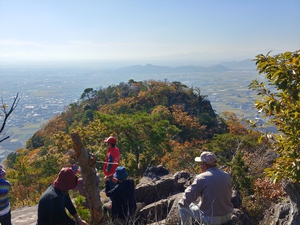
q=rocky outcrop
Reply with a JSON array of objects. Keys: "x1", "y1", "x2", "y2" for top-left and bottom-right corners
[
  {"x1": 134, "y1": 166, "x2": 190, "y2": 224},
  {"x1": 135, "y1": 166, "x2": 192, "y2": 204},
  {"x1": 260, "y1": 182, "x2": 300, "y2": 225},
  {"x1": 11, "y1": 166, "x2": 300, "y2": 225},
  {"x1": 134, "y1": 165, "x2": 244, "y2": 225}
]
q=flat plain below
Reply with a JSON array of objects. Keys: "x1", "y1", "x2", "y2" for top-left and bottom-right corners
[{"x1": 0, "y1": 65, "x2": 262, "y2": 154}]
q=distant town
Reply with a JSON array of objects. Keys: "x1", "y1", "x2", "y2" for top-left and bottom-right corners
[{"x1": 0, "y1": 62, "x2": 267, "y2": 162}]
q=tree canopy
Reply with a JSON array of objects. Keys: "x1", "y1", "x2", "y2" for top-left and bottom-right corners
[
  {"x1": 4, "y1": 77, "x2": 280, "y2": 223},
  {"x1": 249, "y1": 50, "x2": 300, "y2": 183}
]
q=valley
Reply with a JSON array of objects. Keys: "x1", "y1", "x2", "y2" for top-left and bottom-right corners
[{"x1": 0, "y1": 63, "x2": 263, "y2": 161}]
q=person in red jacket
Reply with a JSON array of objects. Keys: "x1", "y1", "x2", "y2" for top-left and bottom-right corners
[{"x1": 103, "y1": 136, "x2": 120, "y2": 190}]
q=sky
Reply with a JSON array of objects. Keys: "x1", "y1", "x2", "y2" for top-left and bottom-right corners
[{"x1": 0, "y1": 0, "x2": 299, "y2": 67}]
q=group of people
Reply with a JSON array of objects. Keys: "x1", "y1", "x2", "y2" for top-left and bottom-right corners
[
  {"x1": 0, "y1": 135, "x2": 236, "y2": 225},
  {"x1": 36, "y1": 135, "x2": 136, "y2": 225}
]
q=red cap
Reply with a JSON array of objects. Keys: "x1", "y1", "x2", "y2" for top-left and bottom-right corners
[
  {"x1": 104, "y1": 136, "x2": 117, "y2": 144},
  {"x1": 53, "y1": 167, "x2": 78, "y2": 191}
]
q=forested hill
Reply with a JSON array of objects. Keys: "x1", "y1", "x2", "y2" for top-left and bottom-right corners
[
  {"x1": 5, "y1": 79, "x2": 272, "y2": 223},
  {"x1": 4, "y1": 50, "x2": 300, "y2": 224}
]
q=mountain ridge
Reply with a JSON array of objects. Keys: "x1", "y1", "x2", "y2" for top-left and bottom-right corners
[
  {"x1": 98, "y1": 59, "x2": 256, "y2": 74},
  {"x1": 110, "y1": 63, "x2": 232, "y2": 74}
]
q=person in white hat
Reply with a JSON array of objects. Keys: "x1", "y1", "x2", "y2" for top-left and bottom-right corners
[{"x1": 178, "y1": 151, "x2": 234, "y2": 225}]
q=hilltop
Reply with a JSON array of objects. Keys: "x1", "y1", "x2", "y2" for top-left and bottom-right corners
[
  {"x1": 0, "y1": 59, "x2": 260, "y2": 158},
  {"x1": 2, "y1": 78, "x2": 278, "y2": 224},
  {"x1": 3, "y1": 50, "x2": 300, "y2": 224}
]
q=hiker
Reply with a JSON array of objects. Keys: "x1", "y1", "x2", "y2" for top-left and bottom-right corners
[
  {"x1": 37, "y1": 167, "x2": 89, "y2": 225},
  {"x1": 0, "y1": 165, "x2": 12, "y2": 225},
  {"x1": 104, "y1": 166, "x2": 136, "y2": 224},
  {"x1": 103, "y1": 136, "x2": 120, "y2": 190},
  {"x1": 178, "y1": 151, "x2": 234, "y2": 225}
]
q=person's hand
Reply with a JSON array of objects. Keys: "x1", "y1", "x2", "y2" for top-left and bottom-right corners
[
  {"x1": 76, "y1": 219, "x2": 89, "y2": 225},
  {"x1": 104, "y1": 175, "x2": 111, "y2": 182},
  {"x1": 112, "y1": 176, "x2": 118, "y2": 183}
]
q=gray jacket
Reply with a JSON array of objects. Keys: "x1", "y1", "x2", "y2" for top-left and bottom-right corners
[{"x1": 179, "y1": 167, "x2": 233, "y2": 217}]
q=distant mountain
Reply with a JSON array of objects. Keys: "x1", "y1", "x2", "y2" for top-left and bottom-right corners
[
  {"x1": 219, "y1": 59, "x2": 256, "y2": 70},
  {"x1": 103, "y1": 63, "x2": 231, "y2": 75}
]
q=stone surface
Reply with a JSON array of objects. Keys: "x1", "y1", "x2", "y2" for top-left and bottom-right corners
[
  {"x1": 11, "y1": 205, "x2": 38, "y2": 225},
  {"x1": 11, "y1": 166, "x2": 299, "y2": 225}
]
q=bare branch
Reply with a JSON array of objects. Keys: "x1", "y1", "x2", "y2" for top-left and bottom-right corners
[
  {"x1": 0, "y1": 92, "x2": 20, "y2": 139},
  {"x1": 0, "y1": 136, "x2": 10, "y2": 143}
]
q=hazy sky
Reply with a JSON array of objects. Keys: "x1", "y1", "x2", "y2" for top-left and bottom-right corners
[{"x1": 0, "y1": 0, "x2": 299, "y2": 66}]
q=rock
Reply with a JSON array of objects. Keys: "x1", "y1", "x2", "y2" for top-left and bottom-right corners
[
  {"x1": 260, "y1": 182, "x2": 300, "y2": 225},
  {"x1": 11, "y1": 166, "x2": 300, "y2": 225},
  {"x1": 137, "y1": 193, "x2": 182, "y2": 224},
  {"x1": 11, "y1": 205, "x2": 38, "y2": 225},
  {"x1": 135, "y1": 168, "x2": 192, "y2": 205}
]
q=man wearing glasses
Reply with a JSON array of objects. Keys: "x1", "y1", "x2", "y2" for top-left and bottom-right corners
[{"x1": 178, "y1": 151, "x2": 234, "y2": 225}]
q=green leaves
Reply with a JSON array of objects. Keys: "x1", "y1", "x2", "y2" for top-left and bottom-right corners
[{"x1": 250, "y1": 50, "x2": 300, "y2": 183}]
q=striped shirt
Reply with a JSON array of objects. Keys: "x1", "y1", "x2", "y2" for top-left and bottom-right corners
[{"x1": 0, "y1": 178, "x2": 11, "y2": 214}]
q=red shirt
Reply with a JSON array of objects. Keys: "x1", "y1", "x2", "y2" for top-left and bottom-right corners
[{"x1": 103, "y1": 146, "x2": 120, "y2": 177}]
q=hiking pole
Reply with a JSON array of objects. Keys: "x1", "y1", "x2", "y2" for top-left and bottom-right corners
[{"x1": 96, "y1": 161, "x2": 119, "y2": 165}]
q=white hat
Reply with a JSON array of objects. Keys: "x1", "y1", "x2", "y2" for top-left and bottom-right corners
[{"x1": 195, "y1": 151, "x2": 217, "y2": 165}]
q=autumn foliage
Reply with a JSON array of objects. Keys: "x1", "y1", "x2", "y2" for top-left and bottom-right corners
[{"x1": 3, "y1": 74, "x2": 291, "y2": 224}]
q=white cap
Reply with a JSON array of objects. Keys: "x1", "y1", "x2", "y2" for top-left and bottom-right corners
[{"x1": 195, "y1": 151, "x2": 217, "y2": 165}]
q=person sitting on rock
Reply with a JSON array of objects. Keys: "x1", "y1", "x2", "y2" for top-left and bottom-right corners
[
  {"x1": 37, "y1": 167, "x2": 89, "y2": 225},
  {"x1": 178, "y1": 151, "x2": 234, "y2": 225},
  {"x1": 104, "y1": 166, "x2": 136, "y2": 224}
]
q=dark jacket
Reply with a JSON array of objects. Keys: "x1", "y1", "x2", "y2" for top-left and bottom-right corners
[
  {"x1": 105, "y1": 178, "x2": 136, "y2": 219},
  {"x1": 37, "y1": 184, "x2": 76, "y2": 225}
]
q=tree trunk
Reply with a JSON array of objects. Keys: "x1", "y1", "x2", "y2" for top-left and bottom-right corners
[{"x1": 71, "y1": 132, "x2": 105, "y2": 225}]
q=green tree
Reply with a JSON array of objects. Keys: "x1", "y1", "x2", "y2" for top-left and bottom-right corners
[
  {"x1": 231, "y1": 150, "x2": 253, "y2": 195},
  {"x1": 81, "y1": 88, "x2": 96, "y2": 101},
  {"x1": 249, "y1": 50, "x2": 300, "y2": 183}
]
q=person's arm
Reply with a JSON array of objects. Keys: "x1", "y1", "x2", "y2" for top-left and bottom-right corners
[
  {"x1": 178, "y1": 176, "x2": 203, "y2": 207},
  {"x1": 105, "y1": 179, "x2": 121, "y2": 198},
  {"x1": 106, "y1": 154, "x2": 114, "y2": 174},
  {"x1": 73, "y1": 213, "x2": 89, "y2": 225},
  {"x1": 64, "y1": 194, "x2": 77, "y2": 224},
  {"x1": 64, "y1": 195, "x2": 89, "y2": 225}
]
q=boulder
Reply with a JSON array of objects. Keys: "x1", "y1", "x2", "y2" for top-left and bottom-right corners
[
  {"x1": 259, "y1": 182, "x2": 300, "y2": 225},
  {"x1": 135, "y1": 166, "x2": 244, "y2": 224},
  {"x1": 12, "y1": 166, "x2": 300, "y2": 225},
  {"x1": 135, "y1": 166, "x2": 192, "y2": 205}
]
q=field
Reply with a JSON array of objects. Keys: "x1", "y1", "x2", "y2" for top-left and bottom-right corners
[{"x1": 1, "y1": 66, "x2": 263, "y2": 153}]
